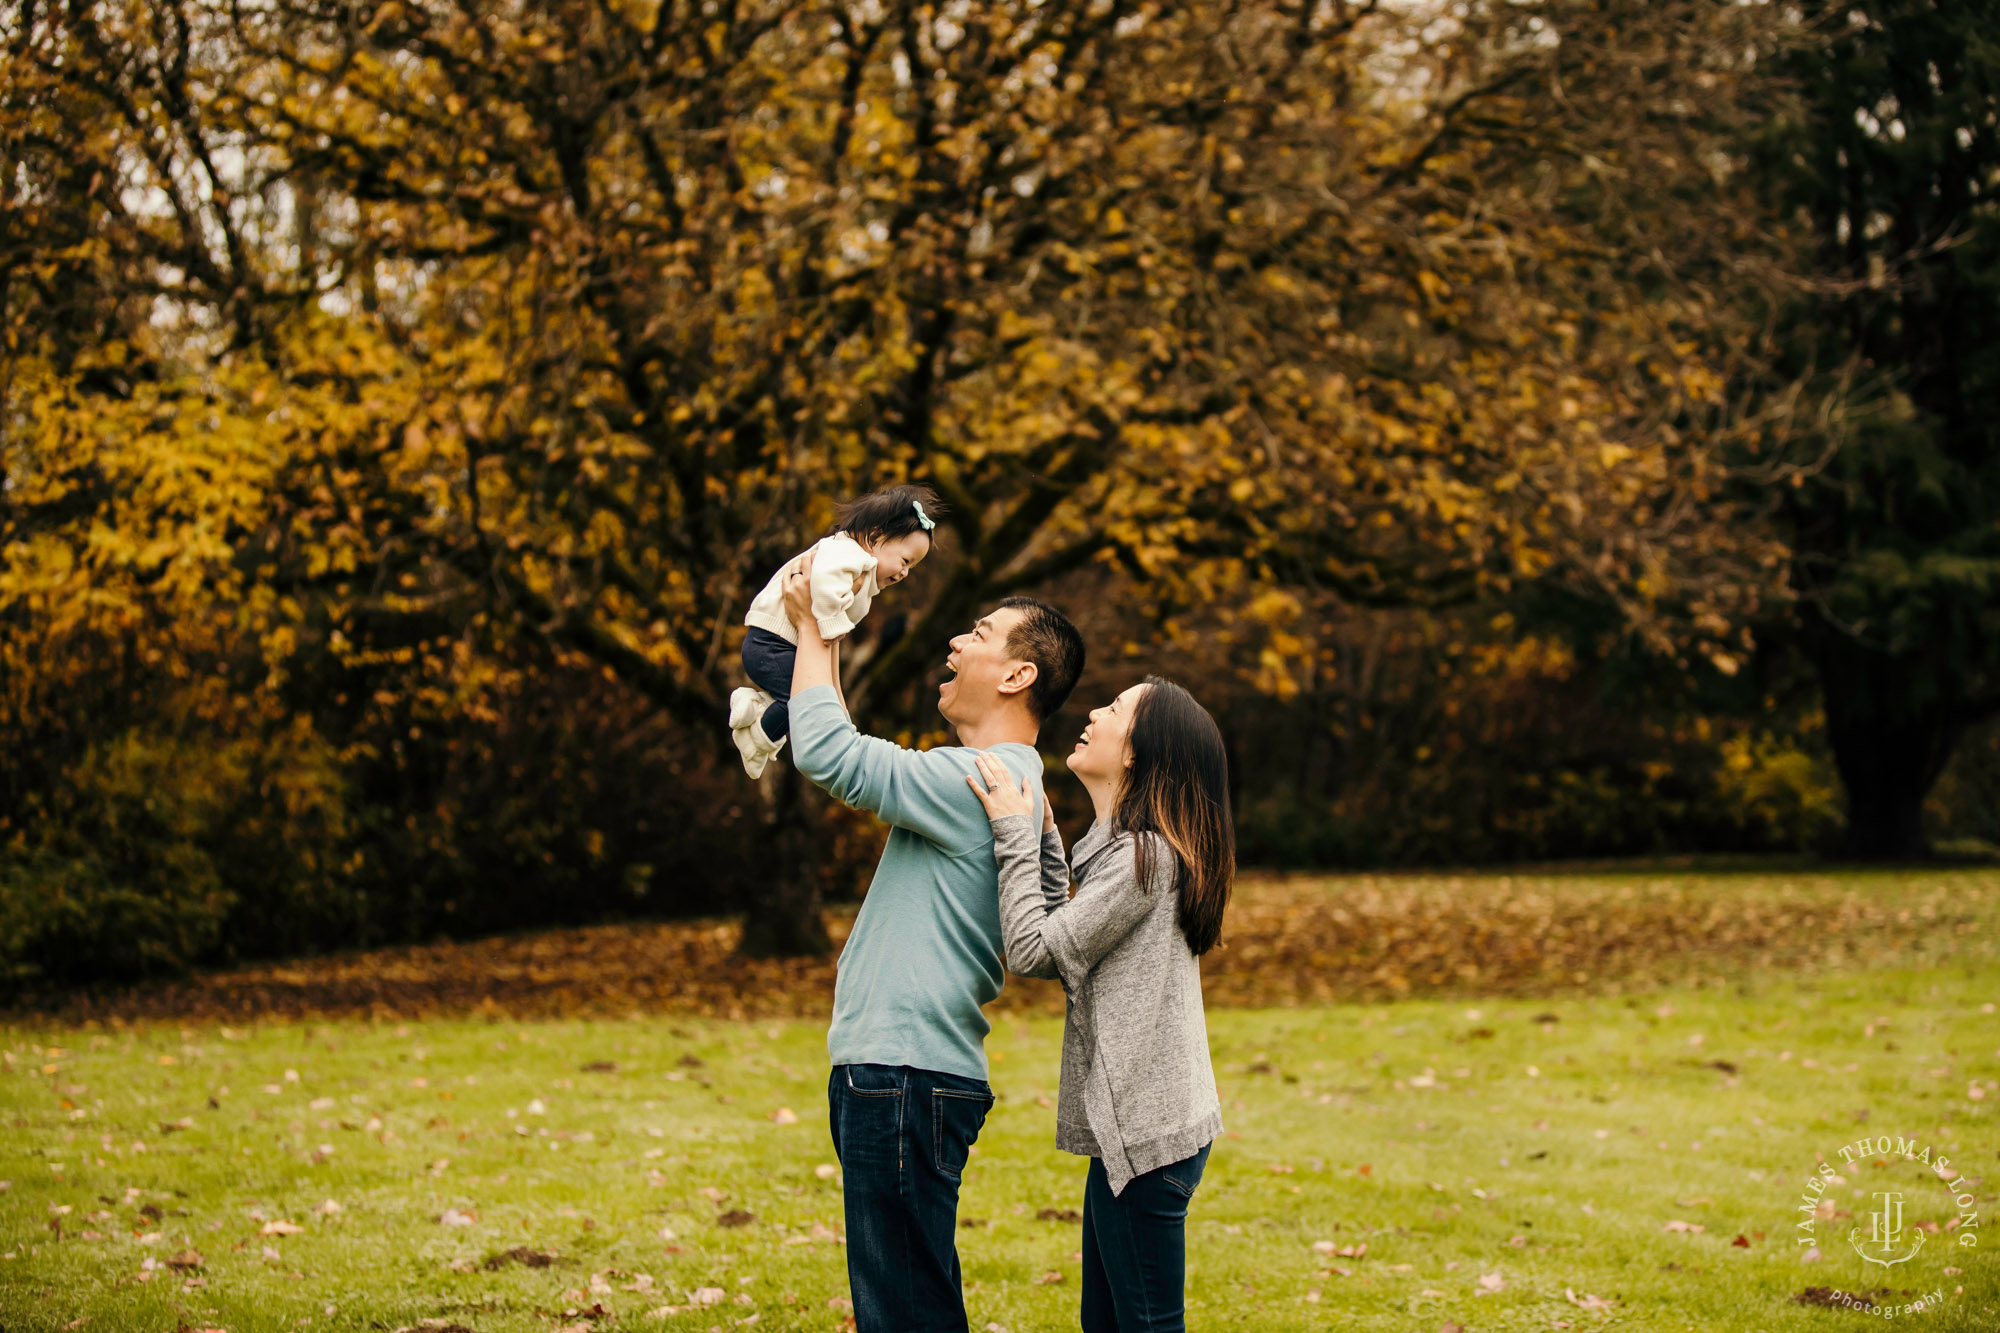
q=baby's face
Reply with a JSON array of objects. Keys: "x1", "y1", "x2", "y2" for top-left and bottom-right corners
[{"x1": 869, "y1": 532, "x2": 931, "y2": 586}]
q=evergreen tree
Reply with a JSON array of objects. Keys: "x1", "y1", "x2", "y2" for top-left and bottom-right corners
[{"x1": 1762, "y1": 0, "x2": 2000, "y2": 857}]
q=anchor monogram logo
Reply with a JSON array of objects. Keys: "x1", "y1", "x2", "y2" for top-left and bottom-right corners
[{"x1": 1848, "y1": 1189, "x2": 1925, "y2": 1266}]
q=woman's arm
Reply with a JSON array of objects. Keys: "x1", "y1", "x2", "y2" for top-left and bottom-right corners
[
  {"x1": 1037, "y1": 833, "x2": 1156, "y2": 987},
  {"x1": 969, "y1": 754, "x2": 1158, "y2": 985},
  {"x1": 991, "y1": 815, "x2": 1063, "y2": 979},
  {"x1": 967, "y1": 753, "x2": 1062, "y2": 978},
  {"x1": 1038, "y1": 821, "x2": 1069, "y2": 908}
]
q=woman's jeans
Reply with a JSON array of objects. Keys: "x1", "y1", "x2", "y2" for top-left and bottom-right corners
[
  {"x1": 828, "y1": 1063, "x2": 995, "y2": 1332},
  {"x1": 740, "y1": 627, "x2": 796, "y2": 740},
  {"x1": 1081, "y1": 1142, "x2": 1211, "y2": 1333}
]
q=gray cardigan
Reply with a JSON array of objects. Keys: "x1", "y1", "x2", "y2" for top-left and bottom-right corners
[{"x1": 991, "y1": 815, "x2": 1222, "y2": 1197}]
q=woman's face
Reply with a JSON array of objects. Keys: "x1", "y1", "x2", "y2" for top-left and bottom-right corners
[{"x1": 1066, "y1": 682, "x2": 1149, "y2": 785}]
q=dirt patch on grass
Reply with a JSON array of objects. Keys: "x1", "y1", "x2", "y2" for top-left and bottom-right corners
[{"x1": 10, "y1": 869, "x2": 1995, "y2": 1027}]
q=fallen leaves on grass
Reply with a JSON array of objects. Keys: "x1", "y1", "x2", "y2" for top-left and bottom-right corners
[
  {"x1": 715, "y1": 1210, "x2": 754, "y2": 1228},
  {"x1": 483, "y1": 1246, "x2": 556, "y2": 1270},
  {"x1": 165, "y1": 1249, "x2": 203, "y2": 1269},
  {"x1": 1794, "y1": 1287, "x2": 1872, "y2": 1309},
  {"x1": 258, "y1": 1220, "x2": 303, "y2": 1236},
  {"x1": 1036, "y1": 1208, "x2": 1081, "y2": 1223},
  {"x1": 1662, "y1": 1219, "x2": 1705, "y2": 1234},
  {"x1": 1036, "y1": 1271, "x2": 1065, "y2": 1284},
  {"x1": 1311, "y1": 1240, "x2": 1366, "y2": 1258},
  {"x1": 1564, "y1": 1288, "x2": 1616, "y2": 1310},
  {"x1": 17, "y1": 871, "x2": 1996, "y2": 1023},
  {"x1": 437, "y1": 1209, "x2": 477, "y2": 1227}
]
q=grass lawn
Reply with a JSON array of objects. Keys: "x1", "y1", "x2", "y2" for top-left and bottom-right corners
[{"x1": 3, "y1": 872, "x2": 1998, "y2": 1331}]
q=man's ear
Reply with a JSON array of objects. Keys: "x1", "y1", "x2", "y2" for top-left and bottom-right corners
[{"x1": 997, "y1": 659, "x2": 1040, "y2": 701}]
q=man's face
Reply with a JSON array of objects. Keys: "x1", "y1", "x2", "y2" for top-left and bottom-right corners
[{"x1": 940, "y1": 606, "x2": 1030, "y2": 727}]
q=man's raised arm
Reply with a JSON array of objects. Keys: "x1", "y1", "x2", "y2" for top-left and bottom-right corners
[{"x1": 781, "y1": 555, "x2": 1024, "y2": 851}]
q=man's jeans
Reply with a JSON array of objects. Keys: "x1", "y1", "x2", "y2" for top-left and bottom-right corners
[
  {"x1": 1080, "y1": 1142, "x2": 1212, "y2": 1332},
  {"x1": 828, "y1": 1063, "x2": 995, "y2": 1332}
]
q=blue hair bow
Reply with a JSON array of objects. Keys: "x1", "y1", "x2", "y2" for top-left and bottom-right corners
[{"x1": 912, "y1": 500, "x2": 936, "y2": 531}]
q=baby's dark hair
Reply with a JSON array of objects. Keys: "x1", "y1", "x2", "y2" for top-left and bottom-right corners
[{"x1": 831, "y1": 483, "x2": 946, "y2": 548}]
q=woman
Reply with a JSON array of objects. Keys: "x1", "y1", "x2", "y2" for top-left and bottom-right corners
[{"x1": 966, "y1": 676, "x2": 1233, "y2": 1333}]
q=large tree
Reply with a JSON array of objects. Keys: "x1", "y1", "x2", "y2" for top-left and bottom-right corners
[
  {"x1": 1757, "y1": 0, "x2": 2000, "y2": 858},
  {"x1": 3, "y1": 0, "x2": 1800, "y2": 959}
]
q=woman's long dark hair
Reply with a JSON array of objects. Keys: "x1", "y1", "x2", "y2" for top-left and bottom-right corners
[{"x1": 1111, "y1": 676, "x2": 1234, "y2": 955}]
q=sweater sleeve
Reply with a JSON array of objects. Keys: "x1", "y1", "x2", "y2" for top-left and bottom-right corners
[
  {"x1": 791, "y1": 686, "x2": 1038, "y2": 852},
  {"x1": 809, "y1": 535, "x2": 877, "y2": 640},
  {"x1": 1039, "y1": 827, "x2": 1070, "y2": 907},
  {"x1": 996, "y1": 824, "x2": 1160, "y2": 990},
  {"x1": 993, "y1": 815, "x2": 1062, "y2": 980},
  {"x1": 1042, "y1": 832, "x2": 1162, "y2": 991}
]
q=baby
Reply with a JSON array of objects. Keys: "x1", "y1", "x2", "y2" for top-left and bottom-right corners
[{"x1": 728, "y1": 483, "x2": 942, "y2": 778}]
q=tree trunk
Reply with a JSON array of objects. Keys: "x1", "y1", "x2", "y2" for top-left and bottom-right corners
[
  {"x1": 736, "y1": 760, "x2": 834, "y2": 957},
  {"x1": 1814, "y1": 636, "x2": 1961, "y2": 861}
]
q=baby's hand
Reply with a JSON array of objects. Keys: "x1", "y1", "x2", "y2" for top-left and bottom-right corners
[{"x1": 966, "y1": 752, "x2": 1034, "y2": 823}]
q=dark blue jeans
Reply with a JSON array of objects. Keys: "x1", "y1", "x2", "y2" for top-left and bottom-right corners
[
  {"x1": 828, "y1": 1063, "x2": 994, "y2": 1333},
  {"x1": 1080, "y1": 1142, "x2": 1211, "y2": 1333},
  {"x1": 741, "y1": 627, "x2": 796, "y2": 740}
]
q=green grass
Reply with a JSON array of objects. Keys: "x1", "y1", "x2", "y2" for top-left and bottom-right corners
[{"x1": 4, "y1": 951, "x2": 1999, "y2": 1329}]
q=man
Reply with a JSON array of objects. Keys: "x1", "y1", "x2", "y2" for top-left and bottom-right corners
[{"x1": 778, "y1": 556, "x2": 1085, "y2": 1333}]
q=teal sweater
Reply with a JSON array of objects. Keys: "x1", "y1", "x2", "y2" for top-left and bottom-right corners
[{"x1": 790, "y1": 684, "x2": 1045, "y2": 1082}]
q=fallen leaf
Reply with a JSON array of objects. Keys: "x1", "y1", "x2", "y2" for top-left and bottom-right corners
[
  {"x1": 484, "y1": 1247, "x2": 555, "y2": 1270},
  {"x1": 1036, "y1": 1271, "x2": 1065, "y2": 1284},
  {"x1": 716, "y1": 1210, "x2": 754, "y2": 1227},
  {"x1": 165, "y1": 1249, "x2": 203, "y2": 1269},
  {"x1": 1661, "y1": 1219, "x2": 1704, "y2": 1233},
  {"x1": 770, "y1": 1107, "x2": 798, "y2": 1125},
  {"x1": 813, "y1": 1164, "x2": 839, "y2": 1181},
  {"x1": 1565, "y1": 1288, "x2": 1615, "y2": 1310},
  {"x1": 438, "y1": 1209, "x2": 477, "y2": 1227},
  {"x1": 258, "y1": 1220, "x2": 304, "y2": 1236},
  {"x1": 1036, "y1": 1208, "x2": 1081, "y2": 1223},
  {"x1": 1476, "y1": 1271, "x2": 1506, "y2": 1293},
  {"x1": 1794, "y1": 1287, "x2": 1872, "y2": 1309}
]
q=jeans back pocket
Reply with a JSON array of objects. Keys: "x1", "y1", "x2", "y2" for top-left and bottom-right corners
[
  {"x1": 1160, "y1": 1142, "x2": 1212, "y2": 1198},
  {"x1": 930, "y1": 1087, "x2": 994, "y2": 1179}
]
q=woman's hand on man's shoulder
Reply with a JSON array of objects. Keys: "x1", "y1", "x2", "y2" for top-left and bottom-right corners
[{"x1": 966, "y1": 751, "x2": 1035, "y2": 823}]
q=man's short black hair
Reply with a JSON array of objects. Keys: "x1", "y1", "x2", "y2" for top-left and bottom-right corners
[{"x1": 994, "y1": 596, "x2": 1085, "y2": 724}]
